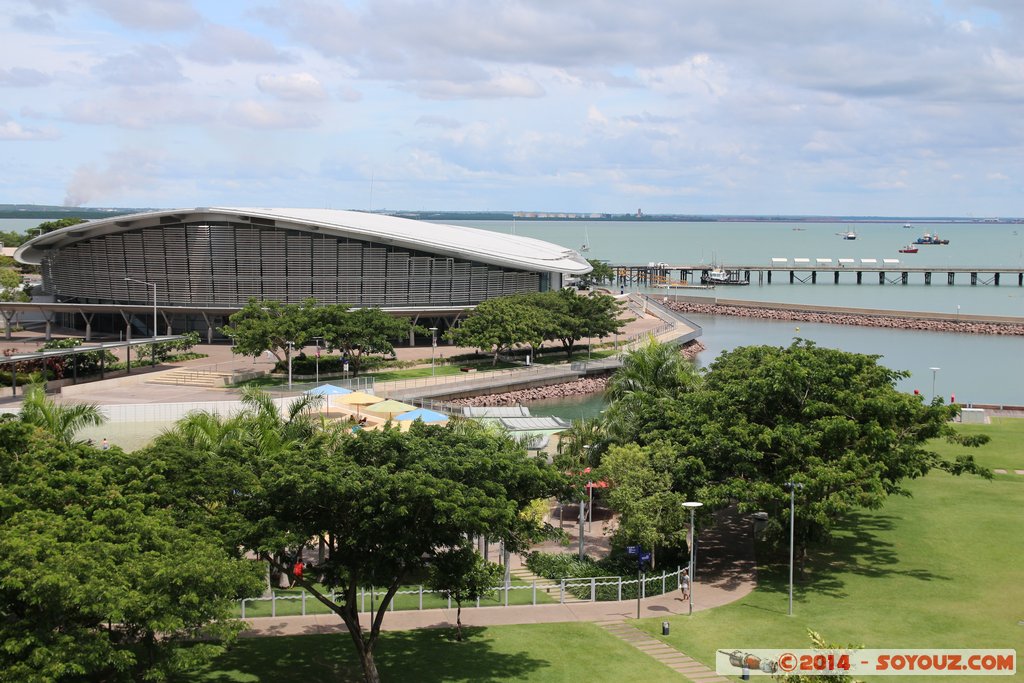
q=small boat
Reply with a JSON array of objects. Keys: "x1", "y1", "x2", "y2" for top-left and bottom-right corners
[
  {"x1": 898, "y1": 245, "x2": 919, "y2": 254},
  {"x1": 903, "y1": 223, "x2": 913, "y2": 229},
  {"x1": 914, "y1": 232, "x2": 950, "y2": 245},
  {"x1": 701, "y1": 267, "x2": 749, "y2": 286},
  {"x1": 838, "y1": 230, "x2": 857, "y2": 240}
]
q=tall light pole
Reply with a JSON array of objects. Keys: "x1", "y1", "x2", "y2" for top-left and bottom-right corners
[
  {"x1": 124, "y1": 277, "x2": 157, "y2": 364},
  {"x1": 683, "y1": 501, "x2": 703, "y2": 616},
  {"x1": 930, "y1": 366, "x2": 941, "y2": 400},
  {"x1": 312, "y1": 336, "x2": 323, "y2": 384},
  {"x1": 286, "y1": 340, "x2": 294, "y2": 389},
  {"x1": 429, "y1": 326, "x2": 438, "y2": 376},
  {"x1": 785, "y1": 481, "x2": 804, "y2": 616}
]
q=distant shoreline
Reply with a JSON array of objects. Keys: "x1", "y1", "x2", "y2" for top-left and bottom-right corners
[{"x1": 1, "y1": 204, "x2": 1020, "y2": 224}]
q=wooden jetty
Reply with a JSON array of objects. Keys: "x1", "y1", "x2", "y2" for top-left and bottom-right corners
[{"x1": 614, "y1": 263, "x2": 1024, "y2": 288}]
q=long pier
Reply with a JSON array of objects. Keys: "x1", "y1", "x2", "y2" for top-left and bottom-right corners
[{"x1": 614, "y1": 263, "x2": 1024, "y2": 288}]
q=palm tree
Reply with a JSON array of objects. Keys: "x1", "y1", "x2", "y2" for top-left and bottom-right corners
[
  {"x1": 605, "y1": 336, "x2": 701, "y2": 402},
  {"x1": 18, "y1": 384, "x2": 105, "y2": 446}
]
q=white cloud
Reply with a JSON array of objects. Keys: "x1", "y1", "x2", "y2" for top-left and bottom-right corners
[
  {"x1": 413, "y1": 73, "x2": 545, "y2": 100},
  {"x1": 256, "y1": 72, "x2": 327, "y2": 101},
  {"x1": 0, "y1": 120, "x2": 60, "y2": 140},
  {"x1": 0, "y1": 67, "x2": 52, "y2": 87},
  {"x1": 185, "y1": 24, "x2": 296, "y2": 65},
  {"x1": 84, "y1": 0, "x2": 200, "y2": 31},
  {"x1": 226, "y1": 100, "x2": 320, "y2": 129},
  {"x1": 93, "y1": 45, "x2": 185, "y2": 86}
]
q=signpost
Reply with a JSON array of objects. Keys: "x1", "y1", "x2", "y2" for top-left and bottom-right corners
[{"x1": 627, "y1": 545, "x2": 648, "y2": 619}]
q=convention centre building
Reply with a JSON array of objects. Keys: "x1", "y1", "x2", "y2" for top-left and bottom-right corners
[{"x1": 12, "y1": 207, "x2": 592, "y2": 339}]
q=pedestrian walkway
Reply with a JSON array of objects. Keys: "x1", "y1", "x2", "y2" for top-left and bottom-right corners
[
  {"x1": 240, "y1": 508, "x2": 756, "y2": 639},
  {"x1": 598, "y1": 621, "x2": 730, "y2": 682}
]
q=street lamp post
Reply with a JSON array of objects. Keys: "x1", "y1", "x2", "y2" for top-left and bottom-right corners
[
  {"x1": 683, "y1": 501, "x2": 703, "y2": 616},
  {"x1": 785, "y1": 481, "x2": 804, "y2": 616},
  {"x1": 930, "y1": 366, "x2": 941, "y2": 400},
  {"x1": 286, "y1": 340, "x2": 294, "y2": 389},
  {"x1": 312, "y1": 337, "x2": 323, "y2": 384},
  {"x1": 124, "y1": 277, "x2": 157, "y2": 365},
  {"x1": 429, "y1": 326, "x2": 438, "y2": 376}
]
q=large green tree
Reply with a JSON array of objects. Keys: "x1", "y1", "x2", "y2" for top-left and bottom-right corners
[
  {"x1": 220, "y1": 297, "x2": 319, "y2": 362},
  {"x1": 143, "y1": 404, "x2": 558, "y2": 683},
  {"x1": 613, "y1": 340, "x2": 990, "y2": 569},
  {"x1": 445, "y1": 295, "x2": 546, "y2": 365},
  {"x1": 0, "y1": 420, "x2": 263, "y2": 682},
  {"x1": 314, "y1": 304, "x2": 414, "y2": 374},
  {"x1": 526, "y1": 289, "x2": 624, "y2": 359}
]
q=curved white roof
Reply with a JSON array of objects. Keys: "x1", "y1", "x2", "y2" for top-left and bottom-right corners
[{"x1": 15, "y1": 207, "x2": 592, "y2": 275}]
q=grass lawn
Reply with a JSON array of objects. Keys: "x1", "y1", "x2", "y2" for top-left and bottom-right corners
[
  {"x1": 634, "y1": 419, "x2": 1024, "y2": 681},
  {"x1": 189, "y1": 623, "x2": 680, "y2": 682}
]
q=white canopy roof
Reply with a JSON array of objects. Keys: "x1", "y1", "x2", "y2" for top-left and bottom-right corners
[{"x1": 16, "y1": 207, "x2": 592, "y2": 276}]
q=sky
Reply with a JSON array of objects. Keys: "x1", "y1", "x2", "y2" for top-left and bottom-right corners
[{"x1": 1, "y1": 0, "x2": 1023, "y2": 217}]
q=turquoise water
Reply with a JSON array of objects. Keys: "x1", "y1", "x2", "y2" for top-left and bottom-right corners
[{"x1": 455, "y1": 219, "x2": 1024, "y2": 318}]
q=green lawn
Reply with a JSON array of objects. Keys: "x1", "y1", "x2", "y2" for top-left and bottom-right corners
[
  {"x1": 190, "y1": 623, "x2": 680, "y2": 682},
  {"x1": 195, "y1": 420, "x2": 1024, "y2": 682},
  {"x1": 634, "y1": 419, "x2": 1024, "y2": 681}
]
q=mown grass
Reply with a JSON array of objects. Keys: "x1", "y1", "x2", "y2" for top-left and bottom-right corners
[
  {"x1": 189, "y1": 623, "x2": 680, "y2": 682},
  {"x1": 634, "y1": 419, "x2": 1024, "y2": 682}
]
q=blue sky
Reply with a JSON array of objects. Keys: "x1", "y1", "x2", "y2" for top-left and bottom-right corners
[{"x1": 1, "y1": 0, "x2": 1023, "y2": 216}]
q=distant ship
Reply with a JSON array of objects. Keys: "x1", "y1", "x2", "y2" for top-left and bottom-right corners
[
  {"x1": 898, "y1": 245, "x2": 919, "y2": 254},
  {"x1": 914, "y1": 233, "x2": 950, "y2": 245},
  {"x1": 903, "y1": 223, "x2": 913, "y2": 229},
  {"x1": 840, "y1": 230, "x2": 857, "y2": 240}
]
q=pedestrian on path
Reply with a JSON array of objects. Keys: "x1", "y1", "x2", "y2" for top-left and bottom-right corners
[{"x1": 679, "y1": 569, "x2": 690, "y2": 601}]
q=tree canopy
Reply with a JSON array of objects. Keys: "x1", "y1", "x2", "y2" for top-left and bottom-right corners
[
  {"x1": 598, "y1": 339, "x2": 989, "y2": 568},
  {"x1": 0, "y1": 417, "x2": 263, "y2": 682},
  {"x1": 446, "y1": 295, "x2": 546, "y2": 364},
  {"x1": 143, "y1": 399, "x2": 559, "y2": 683}
]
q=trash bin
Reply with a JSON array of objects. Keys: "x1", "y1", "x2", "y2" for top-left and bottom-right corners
[{"x1": 661, "y1": 621, "x2": 670, "y2": 636}]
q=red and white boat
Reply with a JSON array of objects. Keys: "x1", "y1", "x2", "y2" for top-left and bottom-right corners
[{"x1": 898, "y1": 245, "x2": 919, "y2": 254}]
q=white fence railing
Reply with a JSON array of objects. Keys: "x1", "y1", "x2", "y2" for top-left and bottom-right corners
[{"x1": 237, "y1": 567, "x2": 683, "y2": 618}]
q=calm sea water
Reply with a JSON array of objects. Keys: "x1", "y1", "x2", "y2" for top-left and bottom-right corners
[{"x1": 452, "y1": 219, "x2": 1024, "y2": 407}]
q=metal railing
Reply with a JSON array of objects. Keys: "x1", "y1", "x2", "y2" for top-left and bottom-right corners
[{"x1": 237, "y1": 567, "x2": 684, "y2": 618}]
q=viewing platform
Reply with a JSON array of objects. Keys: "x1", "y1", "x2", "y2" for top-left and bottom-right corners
[{"x1": 614, "y1": 262, "x2": 1024, "y2": 287}]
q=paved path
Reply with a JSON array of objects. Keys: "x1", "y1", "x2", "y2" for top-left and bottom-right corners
[
  {"x1": 598, "y1": 621, "x2": 730, "y2": 682},
  {"x1": 239, "y1": 508, "x2": 756, "y2": 639}
]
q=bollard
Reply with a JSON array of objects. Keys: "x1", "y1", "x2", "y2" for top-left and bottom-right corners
[{"x1": 662, "y1": 621, "x2": 670, "y2": 636}]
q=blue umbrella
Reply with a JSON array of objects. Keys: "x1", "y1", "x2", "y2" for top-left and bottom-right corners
[
  {"x1": 395, "y1": 407, "x2": 449, "y2": 423},
  {"x1": 305, "y1": 384, "x2": 352, "y2": 396}
]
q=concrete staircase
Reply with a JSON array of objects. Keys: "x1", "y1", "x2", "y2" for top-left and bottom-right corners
[
  {"x1": 146, "y1": 368, "x2": 234, "y2": 388},
  {"x1": 597, "y1": 621, "x2": 731, "y2": 682}
]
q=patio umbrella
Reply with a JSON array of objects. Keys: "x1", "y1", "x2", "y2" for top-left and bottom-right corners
[
  {"x1": 305, "y1": 384, "x2": 352, "y2": 396},
  {"x1": 335, "y1": 391, "x2": 384, "y2": 416},
  {"x1": 395, "y1": 407, "x2": 449, "y2": 423},
  {"x1": 365, "y1": 399, "x2": 418, "y2": 419},
  {"x1": 305, "y1": 384, "x2": 352, "y2": 410}
]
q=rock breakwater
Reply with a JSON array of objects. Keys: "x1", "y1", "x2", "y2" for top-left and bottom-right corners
[
  {"x1": 447, "y1": 340, "x2": 705, "y2": 407},
  {"x1": 667, "y1": 301, "x2": 1024, "y2": 336}
]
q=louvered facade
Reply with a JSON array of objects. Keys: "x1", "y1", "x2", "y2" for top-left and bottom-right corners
[{"x1": 38, "y1": 219, "x2": 545, "y2": 308}]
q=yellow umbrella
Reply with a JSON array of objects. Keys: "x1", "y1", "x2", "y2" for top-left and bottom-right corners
[
  {"x1": 337, "y1": 391, "x2": 384, "y2": 406},
  {"x1": 364, "y1": 399, "x2": 418, "y2": 419},
  {"x1": 335, "y1": 391, "x2": 384, "y2": 417}
]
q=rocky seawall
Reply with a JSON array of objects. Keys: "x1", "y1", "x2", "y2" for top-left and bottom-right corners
[
  {"x1": 448, "y1": 340, "x2": 705, "y2": 407},
  {"x1": 666, "y1": 301, "x2": 1024, "y2": 336}
]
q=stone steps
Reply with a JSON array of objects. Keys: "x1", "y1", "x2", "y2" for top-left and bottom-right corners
[
  {"x1": 597, "y1": 621, "x2": 731, "y2": 682},
  {"x1": 146, "y1": 369, "x2": 233, "y2": 387}
]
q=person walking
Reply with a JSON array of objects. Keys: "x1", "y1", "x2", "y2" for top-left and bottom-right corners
[
  {"x1": 679, "y1": 569, "x2": 690, "y2": 601},
  {"x1": 100, "y1": 438, "x2": 110, "y2": 451}
]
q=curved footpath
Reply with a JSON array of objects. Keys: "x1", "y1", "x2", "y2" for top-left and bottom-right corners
[{"x1": 239, "y1": 508, "x2": 755, "y2": 639}]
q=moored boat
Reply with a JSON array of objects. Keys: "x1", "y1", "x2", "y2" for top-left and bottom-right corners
[
  {"x1": 914, "y1": 232, "x2": 950, "y2": 245},
  {"x1": 898, "y1": 245, "x2": 919, "y2": 254},
  {"x1": 701, "y1": 267, "x2": 749, "y2": 286}
]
